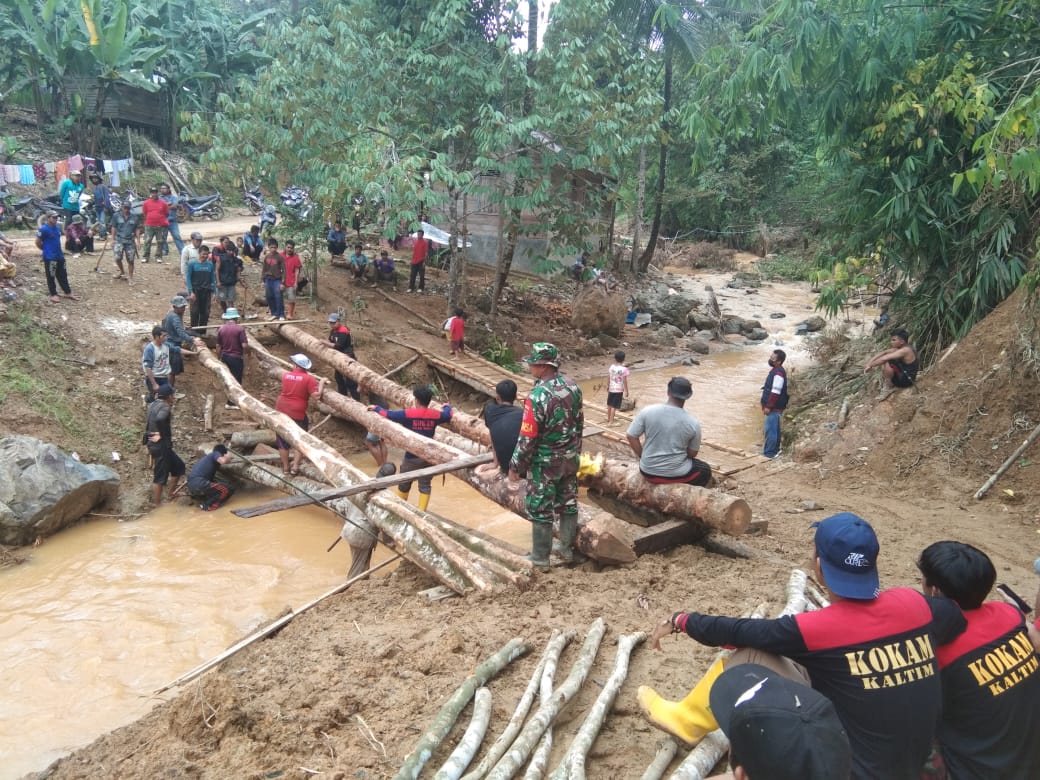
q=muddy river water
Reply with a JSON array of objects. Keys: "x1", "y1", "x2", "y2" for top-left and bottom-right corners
[{"x1": 0, "y1": 266, "x2": 820, "y2": 778}]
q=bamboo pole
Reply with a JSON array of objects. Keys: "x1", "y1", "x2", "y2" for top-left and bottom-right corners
[
  {"x1": 486, "y1": 619, "x2": 607, "y2": 780},
  {"x1": 394, "y1": 638, "x2": 531, "y2": 780},
  {"x1": 433, "y1": 687, "x2": 493, "y2": 780},
  {"x1": 153, "y1": 555, "x2": 399, "y2": 695},
  {"x1": 462, "y1": 630, "x2": 575, "y2": 780},
  {"x1": 973, "y1": 420, "x2": 1040, "y2": 499},
  {"x1": 550, "y1": 632, "x2": 647, "y2": 779}
]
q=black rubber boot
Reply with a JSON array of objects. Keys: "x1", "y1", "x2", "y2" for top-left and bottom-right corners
[
  {"x1": 527, "y1": 522, "x2": 552, "y2": 571},
  {"x1": 552, "y1": 513, "x2": 578, "y2": 563}
]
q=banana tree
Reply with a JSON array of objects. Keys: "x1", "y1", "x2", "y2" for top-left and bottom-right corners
[
  {"x1": 7, "y1": 0, "x2": 77, "y2": 127},
  {"x1": 74, "y1": 0, "x2": 166, "y2": 154}
]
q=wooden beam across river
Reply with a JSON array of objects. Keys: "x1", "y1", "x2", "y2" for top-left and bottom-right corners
[{"x1": 233, "y1": 452, "x2": 495, "y2": 518}]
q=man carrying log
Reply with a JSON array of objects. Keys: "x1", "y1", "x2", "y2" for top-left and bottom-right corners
[
  {"x1": 369, "y1": 385, "x2": 452, "y2": 511},
  {"x1": 188, "y1": 444, "x2": 236, "y2": 511},
  {"x1": 508, "y1": 343, "x2": 584, "y2": 568},
  {"x1": 626, "y1": 376, "x2": 712, "y2": 487},
  {"x1": 275, "y1": 353, "x2": 325, "y2": 476},
  {"x1": 640, "y1": 512, "x2": 966, "y2": 780},
  {"x1": 918, "y1": 541, "x2": 1040, "y2": 778}
]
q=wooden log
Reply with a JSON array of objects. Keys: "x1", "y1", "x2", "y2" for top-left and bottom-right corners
[
  {"x1": 232, "y1": 453, "x2": 495, "y2": 518},
  {"x1": 779, "y1": 569, "x2": 809, "y2": 617},
  {"x1": 486, "y1": 619, "x2": 607, "y2": 780},
  {"x1": 204, "y1": 394, "x2": 214, "y2": 432},
  {"x1": 550, "y1": 631, "x2": 647, "y2": 779},
  {"x1": 462, "y1": 630, "x2": 575, "y2": 780},
  {"x1": 524, "y1": 629, "x2": 563, "y2": 780},
  {"x1": 639, "y1": 739, "x2": 679, "y2": 780},
  {"x1": 229, "y1": 429, "x2": 277, "y2": 449},
  {"x1": 196, "y1": 343, "x2": 530, "y2": 593},
  {"x1": 384, "y1": 353, "x2": 420, "y2": 379},
  {"x1": 666, "y1": 730, "x2": 728, "y2": 780},
  {"x1": 394, "y1": 638, "x2": 531, "y2": 780},
  {"x1": 433, "y1": 687, "x2": 493, "y2": 780},
  {"x1": 577, "y1": 511, "x2": 637, "y2": 565},
  {"x1": 274, "y1": 323, "x2": 753, "y2": 537},
  {"x1": 973, "y1": 420, "x2": 1040, "y2": 499}
]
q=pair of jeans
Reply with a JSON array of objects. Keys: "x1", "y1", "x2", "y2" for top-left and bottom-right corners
[
  {"x1": 264, "y1": 277, "x2": 284, "y2": 319},
  {"x1": 764, "y1": 411, "x2": 782, "y2": 458},
  {"x1": 166, "y1": 220, "x2": 184, "y2": 253}
]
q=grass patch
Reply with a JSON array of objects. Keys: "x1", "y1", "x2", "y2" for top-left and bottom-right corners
[
  {"x1": 0, "y1": 355, "x2": 85, "y2": 436},
  {"x1": 758, "y1": 252, "x2": 816, "y2": 281}
]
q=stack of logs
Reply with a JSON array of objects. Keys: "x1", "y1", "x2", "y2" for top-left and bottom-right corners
[{"x1": 193, "y1": 322, "x2": 753, "y2": 593}]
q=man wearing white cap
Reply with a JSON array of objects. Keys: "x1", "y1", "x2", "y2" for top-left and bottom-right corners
[
  {"x1": 216, "y1": 307, "x2": 247, "y2": 410},
  {"x1": 59, "y1": 169, "x2": 85, "y2": 223},
  {"x1": 274, "y1": 353, "x2": 325, "y2": 475}
]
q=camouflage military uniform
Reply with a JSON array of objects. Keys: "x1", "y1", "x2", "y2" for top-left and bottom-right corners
[{"x1": 510, "y1": 373, "x2": 584, "y2": 527}]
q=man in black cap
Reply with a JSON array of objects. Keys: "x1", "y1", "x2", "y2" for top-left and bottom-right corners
[
  {"x1": 144, "y1": 383, "x2": 184, "y2": 506},
  {"x1": 625, "y1": 376, "x2": 712, "y2": 487},
  {"x1": 709, "y1": 663, "x2": 852, "y2": 780},
  {"x1": 640, "y1": 512, "x2": 966, "y2": 780}
]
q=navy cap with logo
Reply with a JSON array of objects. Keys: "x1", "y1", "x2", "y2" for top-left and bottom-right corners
[
  {"x1": 709, "y1": 663, "x2": 852, "y2": 780},
  {"x1": 812, "y1": 512, "x2": 880, "y2": 600}
]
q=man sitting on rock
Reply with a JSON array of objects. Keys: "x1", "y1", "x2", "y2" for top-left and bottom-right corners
[
  {"x1": 864, "y1": 327, "x2": 918, "y2": 400},
  {"x1": 626, "y1": 376, "x2": 712, "y2": 487}
]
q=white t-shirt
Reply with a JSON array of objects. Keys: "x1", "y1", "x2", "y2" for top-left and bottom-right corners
[
  {"x1": 608, "y1": 363, "x2": 629, "y2": 393},
  {"x1": 626, "y1": 403, "x2": 702, "y2": 477}
]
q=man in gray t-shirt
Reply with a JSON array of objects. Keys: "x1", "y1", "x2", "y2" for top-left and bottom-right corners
[{"x1": 626, "y1": 376, "x2": 713, "y2": 487}]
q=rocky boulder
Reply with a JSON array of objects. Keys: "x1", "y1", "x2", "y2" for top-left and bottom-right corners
[
  {"x1": 689, "y1": 311, "x2": 718, "y2": 331},
  {"x1": 0, "y1": 436, "x2": 119, "y2": 546},
  {"x1": 799, "y1": 315, "x2": 827, "y2": 333},
  {"x1": 682, "y1": 336, "x2": 711, "y2": 354},
  {"x1": 652, "y1": 323, "x2": 685, "y2": 345},
  {"x1": 571, "y1": 285, "x2": 627, "y2": 337},
  {"x1": 633, "y1": 283, "x2": 698, "y2": 329}
]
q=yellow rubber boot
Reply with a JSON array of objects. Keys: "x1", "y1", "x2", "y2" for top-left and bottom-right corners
[
  {"x1": 418, "y1": 493, "x2": 430, "y2": 511},
  {"x1": 637, "y1": 656, "x2": 725, "y2": 745},
  {"x1": 395, "y1": 488, "x2": 410, "y2": 502}
]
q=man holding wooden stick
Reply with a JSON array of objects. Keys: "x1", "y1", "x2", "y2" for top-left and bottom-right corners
[{"x1": 641, "y1": 512, "x2": 966, "y2": 780}]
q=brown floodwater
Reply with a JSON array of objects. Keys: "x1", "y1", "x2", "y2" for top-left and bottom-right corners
[{"x1": 1, "y1": 266, "x2": 821, "y2": 778}]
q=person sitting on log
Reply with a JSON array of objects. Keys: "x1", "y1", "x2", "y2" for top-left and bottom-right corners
[
  {"x1": 640, "y1": 512, "x2": 966, "y2": 780},
  {"x1": 626, "y1": 376, "x2": 712, "y2": 487},
  {"x1": 274, "y1": 353, "x2": 326, "y2": 476},
  {"x1": 368, "y1": 384, "x2": 452, "y2": 512},
  {"x1": 707, "y1": 662, "x2": 852, "y2": 780},
  {"x1": 187, "y1": 444, "x2": 236, "y2": 511},
  {"x1": 484, "y1": 379, "x2": 523, "y2": 474},
  {"x1": 917, "y1": 541, "x2": 1040, "y2": 779},
  {"x1": 864, "y1": 327, "x2": 918, "y2": 400}
]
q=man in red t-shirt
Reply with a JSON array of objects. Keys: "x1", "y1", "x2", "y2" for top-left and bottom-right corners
[
  {"x1": 274, "y1": 353, "x2": 325, "y2": 475},
  {"x1": 408, "y1": 229, "x2": 429, "y2": 293},
  {"x1": 282, "y1": 240, "x2": 304, "y2": 320},
  {"x1": 140, "y1": 186, "x2": 170, "y2": 264}
]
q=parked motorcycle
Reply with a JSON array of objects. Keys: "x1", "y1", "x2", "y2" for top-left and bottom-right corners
[
  {"x1": 243, "y1": 183, "x2": 265, "y2": 215},
  {"x1": 0, "y1": 187, "x2": 38, "y2": 227},
  {"x1": 280, "y1": 185, "x2": 314, "y2": 220},
  {"x1": 175, "y1": 191, "x2": 225, "y2": 222},
  {"x1": 260, "y1": 204, "x2": 277, "y2": 234}
]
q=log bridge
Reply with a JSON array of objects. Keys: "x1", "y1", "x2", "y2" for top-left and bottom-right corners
[{"x1": 384, "y1": 338, "x2": 769, "y2": 477}]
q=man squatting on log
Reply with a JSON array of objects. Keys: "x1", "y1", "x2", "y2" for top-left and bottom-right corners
[
  {"x1": 369, "y1": 384, "x2": 452, "y2": 512},
  {"x1": 508, "y1": 342, "x2": 584, "y2": 569}
]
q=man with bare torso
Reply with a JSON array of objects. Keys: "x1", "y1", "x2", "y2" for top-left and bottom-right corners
[{"x1": 864, "y1": 327, "x2": 918, "y2": 400}]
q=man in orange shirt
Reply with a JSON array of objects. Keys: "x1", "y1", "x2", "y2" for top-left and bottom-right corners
[
  {"x1": 408, "y1": 228, "x2": 429, "y2": 293},
  {"x1": 140, "y1": 186, "x2": 170, "y2": 264},
  {"x1": 274, "y1": 353, "x2": 325, "y2": 475}
]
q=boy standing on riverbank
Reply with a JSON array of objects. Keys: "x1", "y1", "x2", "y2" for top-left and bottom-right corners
[{"x1": 606, "y1": 350, "x2": 629, "y2": 426}]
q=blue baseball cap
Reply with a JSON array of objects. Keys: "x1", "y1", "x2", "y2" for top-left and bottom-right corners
[{"x1": 812, "y1": 512, "x2": 880, "y2": 600}]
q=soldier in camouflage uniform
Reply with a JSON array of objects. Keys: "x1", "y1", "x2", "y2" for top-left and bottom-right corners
[{"x1": 508, "y1": 342, "x2": 584, "y2": 568}]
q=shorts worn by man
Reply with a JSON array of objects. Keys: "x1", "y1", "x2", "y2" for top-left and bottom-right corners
[
  {"x1": 918, "y1": 541, "x2": 1040, "y2": 779},
  {"x1": 145, "y1": 384, "x2": 184, "y2": 505},
  {"x1": 370, "y1": 385, "x2": 452, "y2": 511},
  {"x1": 188, "y1": 444, "x2": 236, "y2": 511},
  {"x1": 626, "y1": 377, "x2": 712, "y2": 487},
  {"x1": 109, "y1": 203, "x2": 139, "y2": 282},
  {"x1": 509, "y1": 343, "x2": 584, "y2": 568},
  {"x1": 864, "y1": 327, "x2": 919, "y2": 399},
  {"x1": 640, "y1": 512, "x2": 966, "y2": 780}
]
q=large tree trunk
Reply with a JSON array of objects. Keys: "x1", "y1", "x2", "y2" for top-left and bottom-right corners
[
  {"x1": 272, "y1": 324, "x2": 752, "y2": 536},
  {"x1": 195, "y1": 344, "x2": 530, "y2": 593}
]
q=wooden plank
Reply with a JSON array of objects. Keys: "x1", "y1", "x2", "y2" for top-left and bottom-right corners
[
  {"x1": 632, "y1": 519, "x2": 708, "y2": 555},
  {"x1": 232, "y1": 452, "x2": 495, "y2": 518}
]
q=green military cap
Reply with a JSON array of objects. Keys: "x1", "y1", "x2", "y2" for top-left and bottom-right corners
[{"x1": 524, "y1": 342, "x2": 560, "y2": 367}]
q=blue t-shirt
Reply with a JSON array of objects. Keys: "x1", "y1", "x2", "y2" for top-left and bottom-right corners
[
  {"x1": 162, "y1": 194, "x2": 179, "y2": 222},
  {"x1": 37, "y1": 223, "x2": 64, "y2": 260}
]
